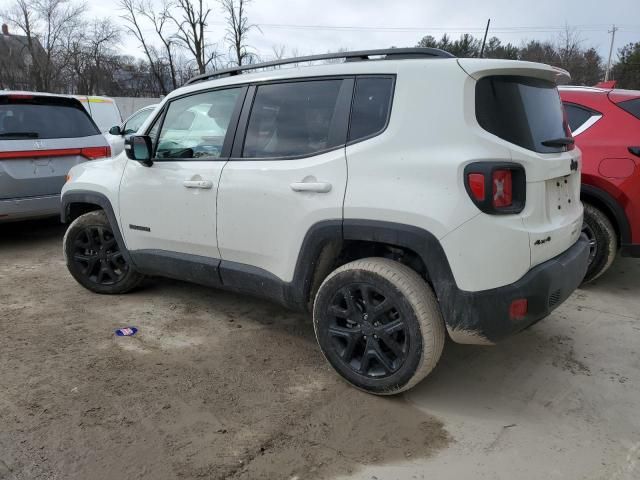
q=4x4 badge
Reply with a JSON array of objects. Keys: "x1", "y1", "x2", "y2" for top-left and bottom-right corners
[{"x1": 570, "y1": 158, "x2": 578, "y2": 171}]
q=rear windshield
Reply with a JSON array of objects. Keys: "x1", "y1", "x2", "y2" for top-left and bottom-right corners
[
  {"x1": 0, "y1": 97, "x2": 101, "y2": 139},
  {"x1": 617, "y1": 98, "x2": 640, "y2": 120},
  {"x1": 476, "y1": 76, "x2": 567, "y2": 153}
]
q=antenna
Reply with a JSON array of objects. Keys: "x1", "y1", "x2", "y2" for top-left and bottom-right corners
[{"x1": 479, "y1": 19, "x2": 491, "y2": 58}]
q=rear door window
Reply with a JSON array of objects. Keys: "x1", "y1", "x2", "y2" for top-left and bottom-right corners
[
  {"x1": 0, "y1": 96, "x2": 101, "y2": 139},
  {"x1": 242, "y1": 79, "x2": 344, "y2": 158},
  {"x1": 563, "y1": 103, "x2": 596, "y2": 132},
  {"x1": 348, "y1": 77, "x2": 394, "y2": 143},
  {"x1": 476, "y1": 76, "x2": 568, "y2": 153}
]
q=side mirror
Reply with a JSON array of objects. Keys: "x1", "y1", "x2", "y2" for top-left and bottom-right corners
[
  {"x1": 124, "y1": 135, "x2": 153, "y2": 167},
  {"x1": 108, "y1": 125, "x2": 123, "y2": 136}
]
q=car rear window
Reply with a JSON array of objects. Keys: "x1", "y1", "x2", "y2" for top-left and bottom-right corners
[
  {"x1": 617, "y1": 98, "x2": 640, "y2": 120},
  {"x1": 563, "y1": 103, "x2": 599, "y2": 132},
  {"x1": 0, "y1": 96, "x2": 101, "y2": 139},
  {"x1": 476, "y1": 76, "x2": 568, "y2": 153}
]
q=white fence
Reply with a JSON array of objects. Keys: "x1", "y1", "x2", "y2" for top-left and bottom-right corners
[{"x1": 113, "y1": 97, "x2": 162, "y2": 120}]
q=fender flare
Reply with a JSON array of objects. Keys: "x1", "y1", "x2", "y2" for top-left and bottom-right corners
[
  {"x1": 581, "y1": 184, "x2": 631, "y2": 245},
  {"x1": 61, "y1": 190, "x2": 133, "y2": 264}
]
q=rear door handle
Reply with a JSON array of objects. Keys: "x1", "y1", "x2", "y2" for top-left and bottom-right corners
[
  {"x1": 183, "y1": 179, "x2": 213, "y2": 189},
  {"x1": 290, "y1": 182, "x2": 332, "y2": 193}
]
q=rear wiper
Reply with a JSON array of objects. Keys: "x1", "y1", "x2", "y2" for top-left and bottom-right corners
[
  {"x1": 541, "y1": 137, "x2": 575, "y2": 148},
  {"x1": 0, "y1": 131, "x2": 39, "y2": 138}
]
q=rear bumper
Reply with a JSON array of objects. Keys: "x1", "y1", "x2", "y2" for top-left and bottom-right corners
[
  {"x1": 443, "y1": 235, "x2": 590, "y2": 344},
  {"x1": 0, "y1": 195, "x2": 61, "y2": 223},
  {"x1": 620, "y1": 244, "x2": 640, "y2": 258}
]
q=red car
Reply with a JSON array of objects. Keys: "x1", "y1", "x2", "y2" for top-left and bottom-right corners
[{"x1": 559, "y1": 85, "x2": 640, "y2": 282}]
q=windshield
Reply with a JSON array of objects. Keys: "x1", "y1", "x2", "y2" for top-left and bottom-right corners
[
  {"x1": 476, "y1": 76, "x2": 569, "y2": 154},
  {"x1": 0, "y1": 97, "x2": 101, "y2": 139}
]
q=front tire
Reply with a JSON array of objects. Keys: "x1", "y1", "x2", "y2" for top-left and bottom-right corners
[
  {"x1": 63, "y1": 210, "x2": 143, "y2": 294},
  {"x1": 582, "y1": 203, "x2": 617, "y2": 284},
  {"x1": 313, "y1": 258, "x2": 445, "y2": 395}
]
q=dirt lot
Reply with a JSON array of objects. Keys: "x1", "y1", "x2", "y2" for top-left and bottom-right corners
[{"x1": 1, "y1": 219, "x2": 639, "y2": 480}]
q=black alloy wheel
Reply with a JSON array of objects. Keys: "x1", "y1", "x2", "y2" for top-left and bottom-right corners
[
  {"x1": 72, "y1": 225, "x2": 128, "y2": 286},
  {"x1": 327, "y1": 283, "x2": 408, "y2": 378}
]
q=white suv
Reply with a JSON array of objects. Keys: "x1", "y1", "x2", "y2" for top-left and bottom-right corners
[{"x1": 61, "y1": 49, "x2": 589, "y2": 395}]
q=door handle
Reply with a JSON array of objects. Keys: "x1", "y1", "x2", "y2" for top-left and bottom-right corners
[
  {"x1": 183, "y1": 179, "x2": 213, "y2": 189},
  {"x1": 290, "y1": 182, "x2": 332, "y2": 193}
]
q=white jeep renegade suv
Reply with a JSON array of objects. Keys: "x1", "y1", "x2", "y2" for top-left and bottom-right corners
[{"x1": 61, "y1": 48, "x2": 589, "y2": 395}]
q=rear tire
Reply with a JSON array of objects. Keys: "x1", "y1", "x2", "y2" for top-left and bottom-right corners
[
  {"x1": 313, "y1": 258, "x2": 445, "y2": 395},
  {"x1": 582, "y1": 203, "x2": 617, "y2": 284},
  {"x1": 63, "y1": 210, "x2": 143, "y2": 294}
]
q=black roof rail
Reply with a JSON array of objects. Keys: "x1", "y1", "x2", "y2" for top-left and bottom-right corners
[{"x1": 185, "y1": 47, "x2": 454, "y2": 85}]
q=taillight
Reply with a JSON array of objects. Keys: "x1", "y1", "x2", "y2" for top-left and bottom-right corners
[
  {"x1": 492, "y1": 169, "x2": 513, "y2": 208},
  {"x1": 464, "y1": 162, "x2": 525, "y2": 215},
  {"x1": 467, "y1": 173, "x2": 486, "y2": 201},
  {"x1": 80, "y1": 146, "x2": 111, "y2": 160}
]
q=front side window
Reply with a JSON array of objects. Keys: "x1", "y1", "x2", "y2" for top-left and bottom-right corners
[
  {"x1": 123, "y1": 108, "x2": 153, "y2": 135},
  {"x1": 242, "y1": 80, "x2": 343, "y2": 158},
  {"x1": 156, "y1": 88, "x2": 241, "y2": 160},
  {"x1": 349, "y1": 77, "x2": 394, "y2": 142}
]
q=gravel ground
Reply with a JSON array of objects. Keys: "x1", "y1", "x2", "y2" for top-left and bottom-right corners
[{"x1": 1, "y1": 218, "x2": 639, "y2": 480}]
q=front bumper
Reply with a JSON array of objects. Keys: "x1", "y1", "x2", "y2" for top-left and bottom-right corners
[
  {"x1": 0, "y1": 195, "x2": 61, "y2": 223},
  {"x1": 443, "y1": 235, "x2": 590, "y2": 344}
]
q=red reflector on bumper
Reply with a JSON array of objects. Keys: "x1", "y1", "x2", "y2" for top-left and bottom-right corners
[{"x1": 509, "y1": 299, "x2": 528, "y2": 320}]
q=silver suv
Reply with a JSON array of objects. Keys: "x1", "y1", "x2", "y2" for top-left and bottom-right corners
[{"x1": 0, "y1": 92, "x2": 111, "y2": 222}]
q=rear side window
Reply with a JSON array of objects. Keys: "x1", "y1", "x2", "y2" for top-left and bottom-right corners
[
  {"x1": 563, "y1": 103, "x2": 598, "y2": 132},
  {"x1": 348, "y1": 77, "x2": 394, "y2": 142},
  {"x1": 617, "y1": 98, "x2": 640, "y2": 120},
  {"x1": 242, "y1": 80, "x2": 343, "y2": 158},
  {"x1": 0, "y1": 97, "x2": 100, "y2": 139},
  {"x1": 476, "y1": 76, "x2": 568, "y2": 153}
]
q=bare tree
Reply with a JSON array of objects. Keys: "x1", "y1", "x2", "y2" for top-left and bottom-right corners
[
  {"x1": 219, "y1": 0, "x2": 257, "y2": 66},
  {"x1": 4, "y1": 0, "x2": 85, "y2": 91},
  {"x1": 169, "y1": 0, "x2": 219, "y2": 74},
  {"x1": 119, "y1": 0, "x2": 169, "y2": 94},
  {"x1": 139, "y1": 0, "x2": 179, "y2": 89}
]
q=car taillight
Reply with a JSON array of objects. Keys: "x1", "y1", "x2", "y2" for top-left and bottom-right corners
[
  {"x1": 7, "y1": 94, "x2": 34, "y2": 100},
  {"x1": 492, "y1": 169, "x2": 513, "y2": 208},
  {"x1": 464, "y1": 162, "x2": 526, "y2": 215},
  {"x1": 80, "y1": 146, "x2": 111, "y2": 160}
]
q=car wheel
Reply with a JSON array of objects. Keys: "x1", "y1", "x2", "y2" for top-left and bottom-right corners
[
  {"x1": 582, "y1": 203, "x2": 617, "y2": 284},
  {"x1": 63, "y1": 210, "x2": 144, "y2": 294},
  {"x1": 313, "y1": 257, "x2": 445, "y2": 395}
]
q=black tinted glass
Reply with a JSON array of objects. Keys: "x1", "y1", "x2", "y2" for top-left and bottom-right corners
[
  {"x1": 243, "y1": 80, "x2": 343, "y2": 158},
  {"x1": 563, "y1": 103, "x2": 595, "y2": 132},
  {"x1": 349, "y1": 77, "x2": 394, "y2": 142},
  {"x1": 0, "y1": 99, "x2": 100, "y2": 139},
  {"x1": 476, "y1": 76, "x2": 567, "y2": 153},
  {"x1": 618, "y1": 98, "x2": 640, "y2": 120}
]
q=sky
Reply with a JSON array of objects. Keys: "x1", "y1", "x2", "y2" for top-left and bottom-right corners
[{"x1": 86, "y1": 0, "x2": 640, "y2": 63}]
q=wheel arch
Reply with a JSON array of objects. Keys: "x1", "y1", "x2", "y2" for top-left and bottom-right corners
[
  {"x1": 290, "y1": 219, "x2": 456, "y2": 312},
  {"x1": 61, "y1": 190, "x2": 132, "y2": 264},
  {"x1": 581, "y1": 184, "x2": 631, "y2": 246}
]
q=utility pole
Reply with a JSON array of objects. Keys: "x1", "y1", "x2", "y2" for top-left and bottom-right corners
[
  {"x1": 479, "y1": 18, "x2": 491, "y2": 58},
  {"x1": 605, "y1": 25, "x2": 618, "y2": 82}
]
